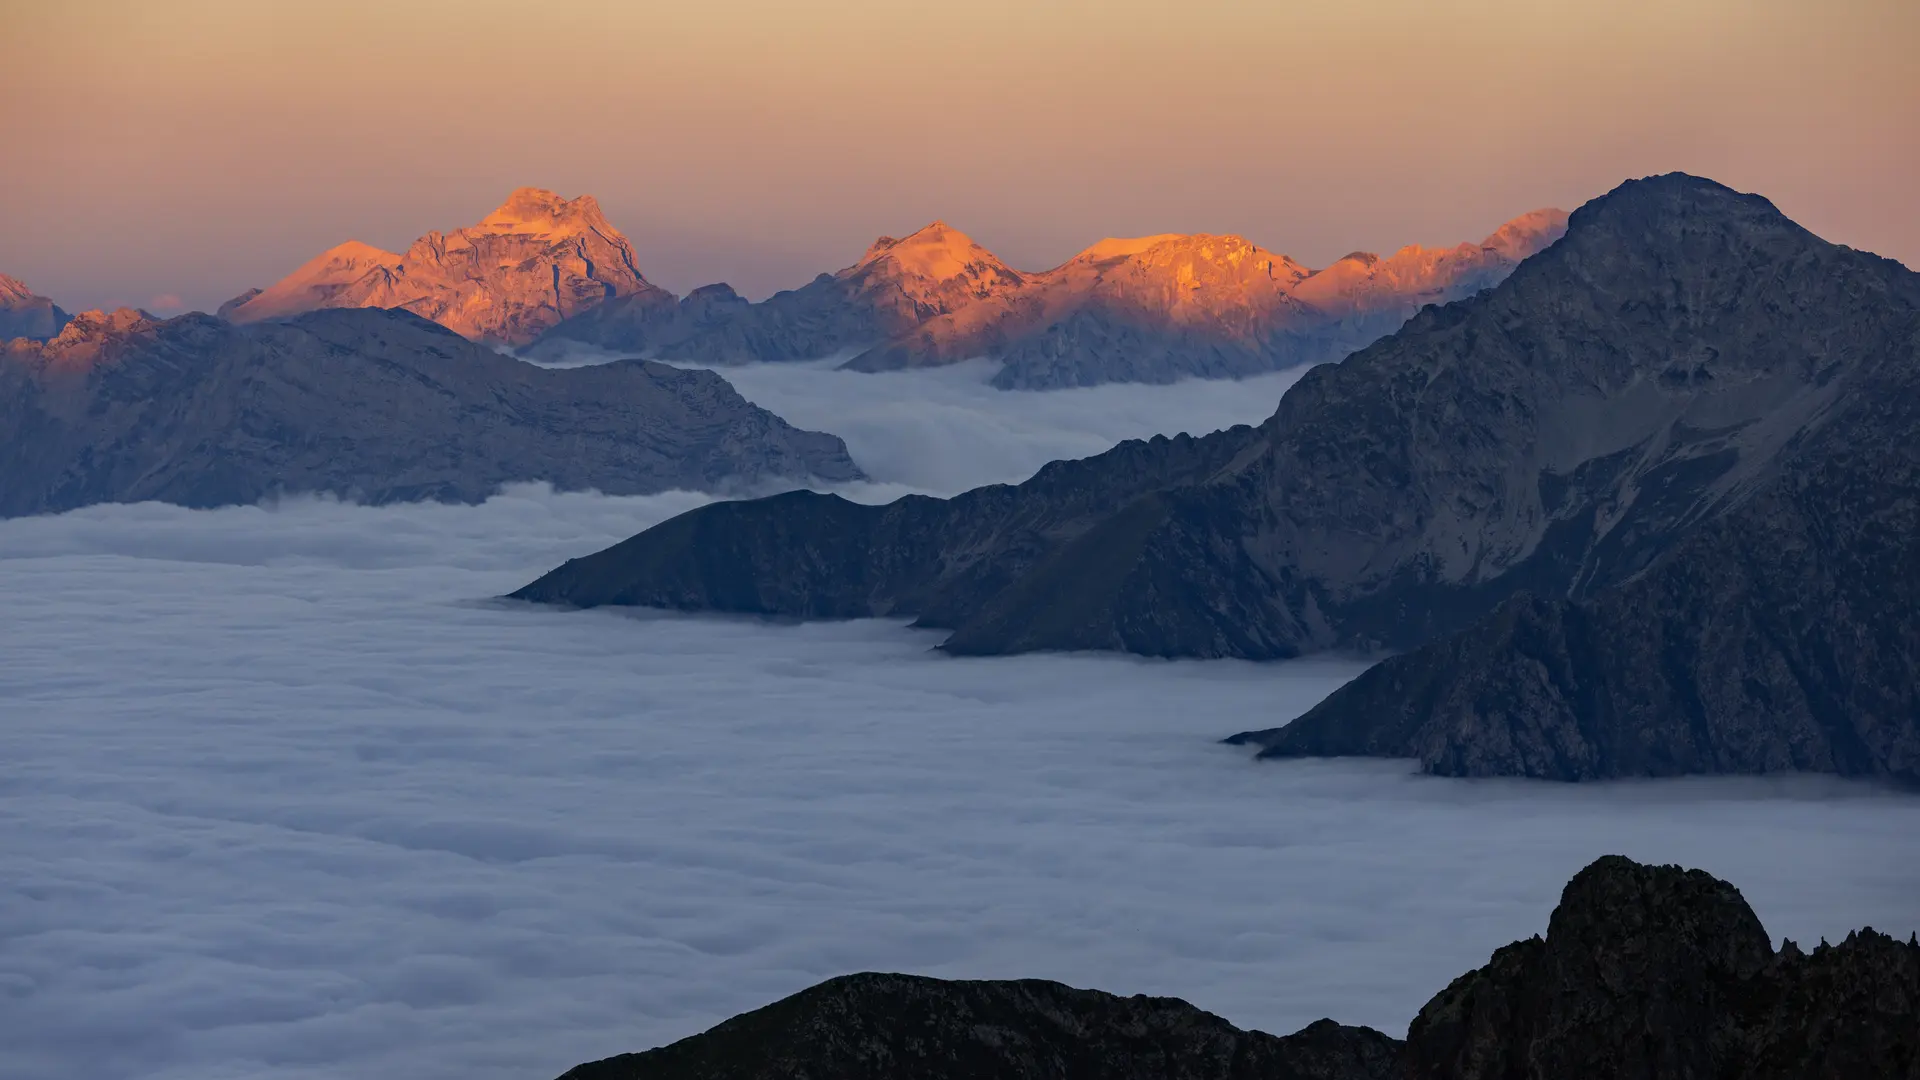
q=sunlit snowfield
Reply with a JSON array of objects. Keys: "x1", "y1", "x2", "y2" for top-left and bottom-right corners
[{"x1": 4, "y1": 362, "x2": 1919, "y2": 1080}]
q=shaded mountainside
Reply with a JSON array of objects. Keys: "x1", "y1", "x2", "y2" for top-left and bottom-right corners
[
  {"x1": 226, "y1": 188, "x2": 664, "y2": 346},
  {"x1": 512, "y1": 173, "x2": 1920, "y2": 780},
  {"x1": 529, "y1": 213, "x2": 1565, "y2": 389},
  {"x1": 0, "y1": 307, "x2": 861, "y2": 518},
  {"x1": 553, "y1": 857, "x2": 1920, "y2": 1080},
  {"x1": 0, "y1": 272, "x2": 71, "y2": 341}
]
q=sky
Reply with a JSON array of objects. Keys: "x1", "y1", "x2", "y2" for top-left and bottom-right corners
[{"x1": 1, "y1": 0, "x2": 1915, "y2": 313}]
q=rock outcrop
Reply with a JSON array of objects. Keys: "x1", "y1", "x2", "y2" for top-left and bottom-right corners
[
  {"x1": 226, "y1": 189, "x2": 666, "y2": 346},
  {"x1": 0, "y1": 307, "x2": 862, "y2": 518},
  {"x1": 531, "y1": 213, "x2": 1566, "y2": 388},
  {"x1": 550, "y1": 857, "x2": 1920, "y2": 1080},
  {"x1": 558, "y1": 974, "x2": 1401, "y2": 1080},
  {"x1": 512, "y1": 174, "x2": 1920, "y2": 780},
  {"x1": 0, "y1": 273, "x2": 71, "y2": 341},
  {"x1": 1402, "y1": 856, "x2": 1920, "y2": 1079}
]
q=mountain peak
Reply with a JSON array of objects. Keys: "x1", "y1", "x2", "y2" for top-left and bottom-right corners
[
  {"x1": 856, "y1": 221, "x2": 1005, "y2": 281},
  {"x1": 225, "y1": 190, "x2": 652, "y2": 345},
  {"x1": 1073, "y1": 234, "x2": 1192, "y2": 262},
  {"x1": 1567, "y1": 173, "x2": 1782, "y2": 241},
  {"x1": 0, "y1": 272, "x2": 36, "y2": 302},
  {"x1": 55, "y1": 307, "x2": 159, "y2": 340},
  {"x1": 476, "y1": 187, "x2": 613, "y2": 237},
  {"x1": 226, "y1": 240, "x2": 401, "y2": 324}
]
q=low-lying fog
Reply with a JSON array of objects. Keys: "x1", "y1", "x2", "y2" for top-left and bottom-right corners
[{"x1": 4, "y1": 362, "x2": 1917, "y2": 1080}]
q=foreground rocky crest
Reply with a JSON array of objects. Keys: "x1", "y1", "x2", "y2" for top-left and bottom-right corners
[
  {"x1": 552, "y1": 857, "x2": 1919, "y2": 1079},
  {"x1": 0, "y1": 307, "x2": 861, "y2": 517},
  {"x1": 512, "y1": 173, "x2": 1920, "y2": 781}
]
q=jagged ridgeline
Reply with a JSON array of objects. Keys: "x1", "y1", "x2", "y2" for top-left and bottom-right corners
[
  {"x1": 208, "y1": 185, "x2": 1563, "y2": 389},
  {"x1": 551, "y1": 857, "x2": 1919, "y2": 1080},
  {"x1": 512, "y1": 173, "x2": 1920, "y2": 782},
  {"x1": 529, "y1": 213, "x2": 1567, "y2": 390}
]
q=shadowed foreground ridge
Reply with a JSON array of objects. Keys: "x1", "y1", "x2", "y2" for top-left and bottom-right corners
[
  {"x1": 514, "y1": 173, "x2": 1920, "y2": 780},
  {"x1": 0, "y1": 306, "x2": 863, "y2": 517},
  {"x1": 552, "y1": 857, "x2": 1918, "y2": 1080}
]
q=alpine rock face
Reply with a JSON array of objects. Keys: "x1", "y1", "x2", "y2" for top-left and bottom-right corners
[
  {"x1": 532, "y1": 211, "x2": 1569, "y2": 389},
  {"x1": 0, "y1": 306, "x2": 862, "y2": 517},
  {"x1": 510, "y1": 174, "x2": 1920, "y2": 781},
  {"x1": 0, "y1": 273, "x2": 72, "y2": 341},
  {"x1": 225, "y1": 188, "x2": 666, "y2": 346}
]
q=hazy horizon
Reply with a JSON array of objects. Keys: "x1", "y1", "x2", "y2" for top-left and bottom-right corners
[{"x1": 2, "y1": 0, "x2": 1914, "y2": 314}]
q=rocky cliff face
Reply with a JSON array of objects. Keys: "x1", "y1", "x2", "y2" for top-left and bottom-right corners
[
  {"x1": 551, "y1": 858, "x2": 1919, "y2": 1080},
  {"x1": 531, "y1": 213, "x2": 1566, "y2": 388},
  {"x1": 512, "y1": 174, "x2": 1920, "y2": 780},
  {"x1": 226, "y1": 189, "x2": 666, "y2": 346},
  {"x1": 0, "y1": 273, "x2": 72, "y2": 341},
  {"x1": 0, "y1": 307, "x2": 862, "y2": 518}
]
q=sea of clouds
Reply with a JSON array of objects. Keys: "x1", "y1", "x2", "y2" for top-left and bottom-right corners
[{"x1": 3, "y1": 362, "x2": 1918, "y2": 1080}]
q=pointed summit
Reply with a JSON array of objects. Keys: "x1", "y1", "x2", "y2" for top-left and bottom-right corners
[
  {"x1": 228, "y1": 240, "x2": 401, "y2": 324},
  {"x1": 474, "y1": 187, "x2": 615, "y2": 238},
  {"x1": 223, "y1": 190, "x2": 660, "y2": 346},
  {"x1": 854, "y1": 221, "x2": 1013, "y2": 283}
]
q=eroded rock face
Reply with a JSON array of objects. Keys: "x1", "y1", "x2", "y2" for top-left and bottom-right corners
[
  {"x1": 0, "y1": 272, "x2": 72, "y2": 341},
  {"x1": 549, "y1": 858, "x2": 1920, "y2": 1080},
  {"x1": 226, "y1": 189, "x2": 665, "y2": 346},
  {"x1": 511, "y1": 174, "x2": 1920, "y2": 780},
  {"x1": 555, "y1": 973, "x2": 1401, "y2": 1080},
  {"x1": 531, "y1": 214, "x2": 1566, "y2": 388},
  {"x1": 0, "y1": 307, "x2": 862, "y2": 517}
]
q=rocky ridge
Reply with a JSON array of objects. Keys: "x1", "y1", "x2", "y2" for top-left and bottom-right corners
[
  {"x1": 552, "y1": 857, "x2": 1919, "y2": 1080},
  {"x1": 226, "y1": 188, "x2": 666, "y2": 346},
  {"x1": 531, "y1": 212, "x2": 1567, "y2": 388},
  {"x1": 0, "y1": 272, "x2": 72, "y2": 341},
  {"x1": 529, "y1": 221, "x2": 1033, "y2": 368},
  {"x1": 511, "y1": 174, "x2": 1920, "y2": 781},
  {"x1": 0, "y1": 306, "x2": 861, "y2": 517}
]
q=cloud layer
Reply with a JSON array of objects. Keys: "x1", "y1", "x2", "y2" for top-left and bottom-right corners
[
  {"x1": 5, "y1": 488, "x2": 1918, "y2": 1080},
  {"x1": 528, "y1": 353, "x2": 1307, "y2": 496},
  {"x1": 3, "y1": 368, "x2": 1917, "y2": 1080}
]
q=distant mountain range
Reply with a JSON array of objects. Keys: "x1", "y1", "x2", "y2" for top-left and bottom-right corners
[
  {"x1": 183, "y1": 189, "x2": 1565, "y2": 388},
  {"x1": 531, "y1": 209, "x2": 1568, "y2": 389},
  {"x1": 553, "y1": 856, "x2": 1919, "y2": 1080},
  {"x1": 510, "y1": 174, "x2": 1920, "y2": 783},
  {"x1": 0, "y1": 307, "x2": 860, "y2": 518}
]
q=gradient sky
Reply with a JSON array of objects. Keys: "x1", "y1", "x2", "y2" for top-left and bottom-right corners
[{"x1": 1, "y1": 0, "x2": 1914, "y2": 313}]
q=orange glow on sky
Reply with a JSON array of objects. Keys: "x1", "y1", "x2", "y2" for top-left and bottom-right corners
[{"x1": 1, "y1": 0, "x2": 1914, "y2": 313}]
